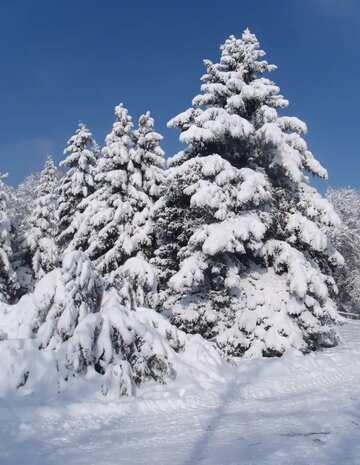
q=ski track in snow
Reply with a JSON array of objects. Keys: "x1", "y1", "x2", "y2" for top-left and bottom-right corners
[{"x1": 1, "y1": 322, "x2": 360, "y2": 465}]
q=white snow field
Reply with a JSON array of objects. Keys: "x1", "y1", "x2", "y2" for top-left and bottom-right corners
[{"x1": 0, "y1": 321, "x2": 360, "y2": 465}]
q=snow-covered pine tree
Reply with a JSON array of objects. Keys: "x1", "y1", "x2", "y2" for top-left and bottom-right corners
[
  {"x1": 112, "y1": 111, "x2": 166, "y2": 308},
  {"x1": 327, "y1": 187, "x2": 360, "y2": 314},
  {"x1": 57, "y1": 123, "x2": 98, "y2": 250},
  {"x1": 71, "y1": 106, "x2": 165, "y2": 309},
  {"x1": 11, "y1": 172, "x2": 41, "y2": 294},
  {"x1": 70, "y1": 104, "x2": 135, "y2": 273},
  {"x1": 26, "y1": 156, "x2": 59, "y2": 280},
  {"x1": 153, "y1": 29, "x2": 342, "y2": 357},
  {"x1": 0, "y1": 173, "x2": 18, "y2": 303},
  {"x1": 131, "y1": 111, "x2": 165, "y2": 203}
]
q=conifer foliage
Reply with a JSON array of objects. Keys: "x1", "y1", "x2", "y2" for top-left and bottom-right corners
[
  {"x1": 327, "y1": 187, "x2": 360, "y2": 314},
  {"x1": 27, "y1": 156, "x2": 59, "y2": 280},
  {"x1": 132, "y1": 111, "x2": 165, "y2": 202},
  {"x1": 57, "y1": 123, "x2": 98, "y2": 250},
  {"x1": 71, "y1": 105, "x2": 165, "y2": 309},
  {"x1": 12, "y1": 172, "x2": 41, "y2": 293},
  {"x1": 82, "y1": 103, "x2": 137, "y2": 273},
  {"x1": 0, "y1": 173, "x2": 18, "y2": 302},
  {"x1": 154, "y1": 29, "x2": 342, "y2": 357}
]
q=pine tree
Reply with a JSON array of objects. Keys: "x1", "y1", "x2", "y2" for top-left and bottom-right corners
[
  {"x1": 111, "y1": 111, "x2": 166, "y2": 308},
  {"x1": 12, "y1": 172, "x2": 41, "y2": 293},
  {"x1": 131, "y1": 111, "x2": 165, "y2": 202},
  {"x1": 327, "y1": 187, "x2": 360, "y2": 314},
  {"x1": 153, "y1": 29, "x2": 342, "y2": 357},
  {"x1": 27, "y1": 156, "x2": 59, "y2": 280},
  {"x1": 57, "y1": 123, "x2": 98, "y2": 250},
  {"x1": 71, "y1": 106, "x2": 165, "y2": 310},
  {"x1": 71, "y1": 104, "x2": 136, "y2": 273},
  {"x1": 0, "y1": 173, "x2": 18, "y2": 302}
]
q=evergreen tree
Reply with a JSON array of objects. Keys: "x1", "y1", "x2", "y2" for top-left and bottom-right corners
[
  {"x1": 0, "y1": 173, "x2": 18, "y2": 302},
  {"x1": 71, "y1": 104, "x2": 136, "y2": 273},
  {"x1": 27, "y1": 156, "x2": 59, "y2": 280},
  {"x1": 153, "y1": 29, "x2": 342, "y2": 357},
  {"x1": 57, "y1": 123, "x2": 98, "y2": 249},
  {"x1": 111, "y1": 111, "x2": 166, "y2": 308},
  {"x1": 12, "y1": 172, "x2": 41, "y2": 293},
  {"x1": 131, "y1": 111, "x2": 165, "y2": 202},
  {"x1": 327, "y1": 187, "x2": 360, "y2": 314},
  {"x1": 71, "y1": 106, "x2": 165, "y2": 309}
]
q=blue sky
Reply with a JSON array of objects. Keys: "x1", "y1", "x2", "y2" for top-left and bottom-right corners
[{"x1": 0, "y1": 0, "x2": 359, "y2": 190}]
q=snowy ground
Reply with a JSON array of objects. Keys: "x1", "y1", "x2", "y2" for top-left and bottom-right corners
[{"x1": 1, "y1": 321, "x2": 360, "y2": 465}]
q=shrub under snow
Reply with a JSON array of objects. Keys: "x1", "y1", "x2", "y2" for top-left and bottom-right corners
[{"x1": 0, "y1": 251, "x2": 184, "y2": 396}]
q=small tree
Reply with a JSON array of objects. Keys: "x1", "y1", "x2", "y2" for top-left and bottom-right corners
[
  {"x1": 27, "y1": 156, "x2": 59, "y2": 280},
  {"x1": 0, "y1": 173, "x2": 18, "y2": 302},
  {"x1": 11, "y1": 172, "x2": 41, "y2": 293},
  {"x1": 327, "y1": 187, "x2": 360, "y2": 314},
  {"x1": 131, "y1": 111, "x2": 165, "y2": 202},
  {"x1": 57, "y1": 123, "x2": 98, "y2": 250}
]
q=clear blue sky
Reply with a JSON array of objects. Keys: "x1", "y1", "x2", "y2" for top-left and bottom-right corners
[{"x1": 0, "y1": 0, "x2": 359, "y2": 190}]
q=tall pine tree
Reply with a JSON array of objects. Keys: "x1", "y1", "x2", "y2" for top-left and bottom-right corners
[
  {"x1": 71, "y1": 106, "x2": 166, "y2": 309},
  {"x1": 153, "y1": 29, "x2": 342, "y2": 357}
]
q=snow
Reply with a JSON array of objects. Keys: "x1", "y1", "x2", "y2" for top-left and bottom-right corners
[
  {"x1": 197, "y1": 214, "x2": 267, "y2": 256},
  {"x1": 263, "y1": 240, "x2": 330, "y2": 301},
  {"x1": 278, "y1": 116, "x2": 307, "y2": 135},
  {"x1": 0, "y1": 321, "x2": 360, "y2": 464},
  {"x1": 0, "y1": 26, "x2": 350, "y2": 465},
  {"x1": 169, "y1": 252, "x2": 207, "y2": 292},
  {"x1": 299, "y1": 184, "x2": 340, "y2": 227},
  {"x1": 286, "y1": 212, "x2": 328, "y2": 252},
  {"x1": 178, "y1": 108, "x2": 254, "y2": 145},
  {"x1": 304, "y1": 150, "x2": 328, "y2": 179}
]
